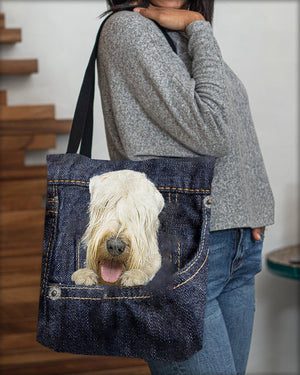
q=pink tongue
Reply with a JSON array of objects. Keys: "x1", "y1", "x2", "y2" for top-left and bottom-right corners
[{"x1": 100, "y1": 260, "x2": 123, "y2": 283}]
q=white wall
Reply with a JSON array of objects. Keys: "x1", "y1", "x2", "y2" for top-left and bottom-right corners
[
  {"x1": 0, "y1": 1, "x2": 298, "y2": 373},
  {"x1": 213, "y1": 4, "x2": 299, "y2": 373}
]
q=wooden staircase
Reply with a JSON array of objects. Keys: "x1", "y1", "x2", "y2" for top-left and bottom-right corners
[{"x1": 0, "y1": 13, "x2": 151, "y2": 375}]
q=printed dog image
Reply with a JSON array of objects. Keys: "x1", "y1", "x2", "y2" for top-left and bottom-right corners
[{"x1": 71, "y1": 170, "x2": 165, "y2": 287}]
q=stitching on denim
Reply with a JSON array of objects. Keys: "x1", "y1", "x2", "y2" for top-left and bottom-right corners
[
  {"x1": 41, "y1": 185, "x2": 56, "y2": 295},
  {"x1": 177, "y1": 208, "x2": 207, "y2": 276},
  {"x1": 58, "y1": 286, "x2": 105, "y2": 290},
  {"x1": 47, "y1": 210, "x2": 58, "y2": 214},
  {"x1": 174, "y1": 209, "x2": 208, "y2": 289},
  {"x1": 175, "y1": 193, "x2": 178, "y2": 203},
  {"x1": 49, "y1": 179, "x2": 89, "y2": 185},
  {"x1": 178, "y1": 242, "x2": 181, "y2": 271},
  {"x1": 47, "y1": 296, "x2": 102, "y2": 301},
  {"x1": 173, "y1": 248, "x2": 209, "y2": 290},
  {"x1": 168, "y1": 192, "x2": 171, "y2": 203},
  {"x1": 51, "y1": 188, "x2": 54, "y2": 214},
  {"x1": 47, "y1": 200, "x2": 58, "y2": 203},
  {"x1": 51, "y1": 187, "x2": 54, "y2": 212},
  {"x1": 48, "y1": 180, "x2": 210, "y2": 193},
  {"x1": 104, "y1": 296, "x2": 151, "y2": 300},
  {"x1": 230, "y1": 229, "x2": 244, "y2": 275},
  {"x1": 232, "y1": 256, "x2": 244, "y2": 271},
  {"x1": 46, "y1": 286, "x2": 151, "y2": 299},
  {"x1": 46, "y1": 295, "x2": 152, "y2": 301}
]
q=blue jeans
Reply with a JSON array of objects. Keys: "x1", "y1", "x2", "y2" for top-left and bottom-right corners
[{"x1": 148, "y1": 228, "x2": 264, "y2": 375}]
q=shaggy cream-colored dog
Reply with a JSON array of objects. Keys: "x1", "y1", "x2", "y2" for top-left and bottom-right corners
[{"x1": 71, "y1": 170, "x2": 164, "y2": 287}]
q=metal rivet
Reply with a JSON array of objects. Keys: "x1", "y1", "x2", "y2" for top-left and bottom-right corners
[
  {"x1": 203, "y1": 196, "x2": 212, "y2": 209},
  {"x1": 48, "y1": 286, "x2": 61, "y2": 300}
]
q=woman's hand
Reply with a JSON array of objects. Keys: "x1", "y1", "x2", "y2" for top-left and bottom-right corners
[
  {"x1": 252, "y1": 227, "x2": 265, "y2": 241},
  {"x1": 133, "y1": 5, "x2": 205, "y2": 31}
]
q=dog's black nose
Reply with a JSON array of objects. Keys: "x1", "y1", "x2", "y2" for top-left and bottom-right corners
[{"x1": 106, "y1": 238, "x2": 126, "y2": 256}]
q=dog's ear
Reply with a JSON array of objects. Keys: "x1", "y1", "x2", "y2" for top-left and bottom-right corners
[
  {"x1": 89, "y1": 176, "x2": 98, "y2": 197},
  {"x1": 89, "y1": 174, "x2": 108, "y2": 197},
  {"x1": 141, "y1": 173, "x2": 165, "y2": 214}
]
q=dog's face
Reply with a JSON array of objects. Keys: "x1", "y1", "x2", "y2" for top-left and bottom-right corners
[{"x1": 82, "y1": 170, "x2": 165, "y2": 284}]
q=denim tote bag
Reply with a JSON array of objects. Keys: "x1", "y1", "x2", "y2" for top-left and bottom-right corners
[{"x1": 36, "y1": 10, "x2": 215, "y2": 362}]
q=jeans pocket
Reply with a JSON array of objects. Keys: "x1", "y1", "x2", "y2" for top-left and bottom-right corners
[
  {"x1": 248, "y1": 230, "x2": 264, "y2": 275},
  {"x1": 254, "y1": 232, "x2": 265, "y2": 243}
]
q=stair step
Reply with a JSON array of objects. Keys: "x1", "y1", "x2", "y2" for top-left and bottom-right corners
[
  {"x1": 0, "y1": 245, "x2": 42, "y2": 258},
  {"x1": 0, "y1": 286, "x2": 40, "y2": 304},
  {"x1": 0, "y1": 165, "x2": 47, "y2": 181},
  {"x1": 0, "y1": 254, "x2": 42, "y2": 274},
  {"x1": 1, "y1": 361, "x2": 149, "y2": 375},
  {"x1": 0, "y1": 166, "x2": 47, "y2": 180},
  {"x1": 0, "y1": 332, "x2": 39, "y2": 352},
  {"x1": 0, "y1": 150, "x2": 25, "y2": 169},
  {"x1": 0, "y1": 104, "x2": 55, "y2": 121},
  {"x1": 1, "y1": 355, "x2": 149, "y2": 375},
  {"x1": 0, "y1": 134, "x2": 56, "y2": 151},
  {"x1": 1, "y1": 178, "x2": 46, "y2": 211},
  {"x1": 1, "y1": 194, "x2": 44, "y2": 212},
  {"x1": 0, "y1": 119, "x2": 71, "y2": 135},
  {"x1": 0, "y1": 346, "x2": 147, "y2": 371},
  {"x1": 0, "y1": 59, "x2": 38, "y2": 75},
  {"x1": 0, "y1": 90, "x2": 7, "y2": 105},
  {"x1": 0, "y1": 271, "x2": 41, "y2": 289},
  {"x1": 0, "y1": 302, "x2": 38, "y2": 323},
  {"x1": 0, "y1": 335, "x2": 148, "y2": 373},
  {"x1": 0, "y1": 28, "x2": 21, "y2": 43},
  {"x1": 0, "y1": 210, "x2": 45, "y2": 250},
  {"x1": 1, "y1": 316, "x2": 38, "y2": 336},
  {"x1": 0, "y1": 13, "x2": 5, "y2": 29}
]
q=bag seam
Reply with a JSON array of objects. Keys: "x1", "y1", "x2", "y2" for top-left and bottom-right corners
[
  {"x1": 41, "y1": 184, "x2": 57, "y2": 296},
  {"x1": 48, "y1": 179, "x2": 210, "y2": 193}
]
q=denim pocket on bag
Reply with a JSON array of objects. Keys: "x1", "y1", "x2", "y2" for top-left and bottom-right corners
[
  {"x1": 38, "y1": 182, "x2": 211, "y2": 361},
  {"x1": 37, "y1": 154, "x2": 215, "y2": 362},
  {"x1": 43, "y1": 185, "x2": 210, "y2": 295}
]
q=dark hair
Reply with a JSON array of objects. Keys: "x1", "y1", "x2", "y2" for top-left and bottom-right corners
[{"x1": 101, "y1": 0, "x2": 214, "y2": 25}]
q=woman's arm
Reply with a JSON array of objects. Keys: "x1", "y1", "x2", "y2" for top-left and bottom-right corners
[
  {"x1": 133, "y1": 5, "x2": 205, "y2": 31},
  {"x1": 100, "y1": 11, "x2": 231, "y2": 157},
  {"x1": 133, "y1": 6, "x2": 266, "y2": 240}
]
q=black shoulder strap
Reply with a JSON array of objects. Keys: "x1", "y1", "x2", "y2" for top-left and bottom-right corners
[{"x1": 66, "y1": 11, "x2": 177, "y2": 158}]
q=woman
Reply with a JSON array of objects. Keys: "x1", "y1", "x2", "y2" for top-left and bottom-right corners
[{"x1": 97, "y1": 1, "x2": 275, "y2": 374}]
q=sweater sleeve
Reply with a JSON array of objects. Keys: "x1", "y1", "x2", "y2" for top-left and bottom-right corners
[{"x1": 99, "y1": 11, "x2": 231, "y2": 157}]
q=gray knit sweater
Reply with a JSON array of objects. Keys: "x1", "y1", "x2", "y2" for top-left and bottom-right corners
[{"x1": 97, "y1": 10, "x2": 274, "y2": 231}]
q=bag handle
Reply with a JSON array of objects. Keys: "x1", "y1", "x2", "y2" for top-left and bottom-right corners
[{"x1": 66, "y1": 10, "x2": 177, "y2": 158}]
